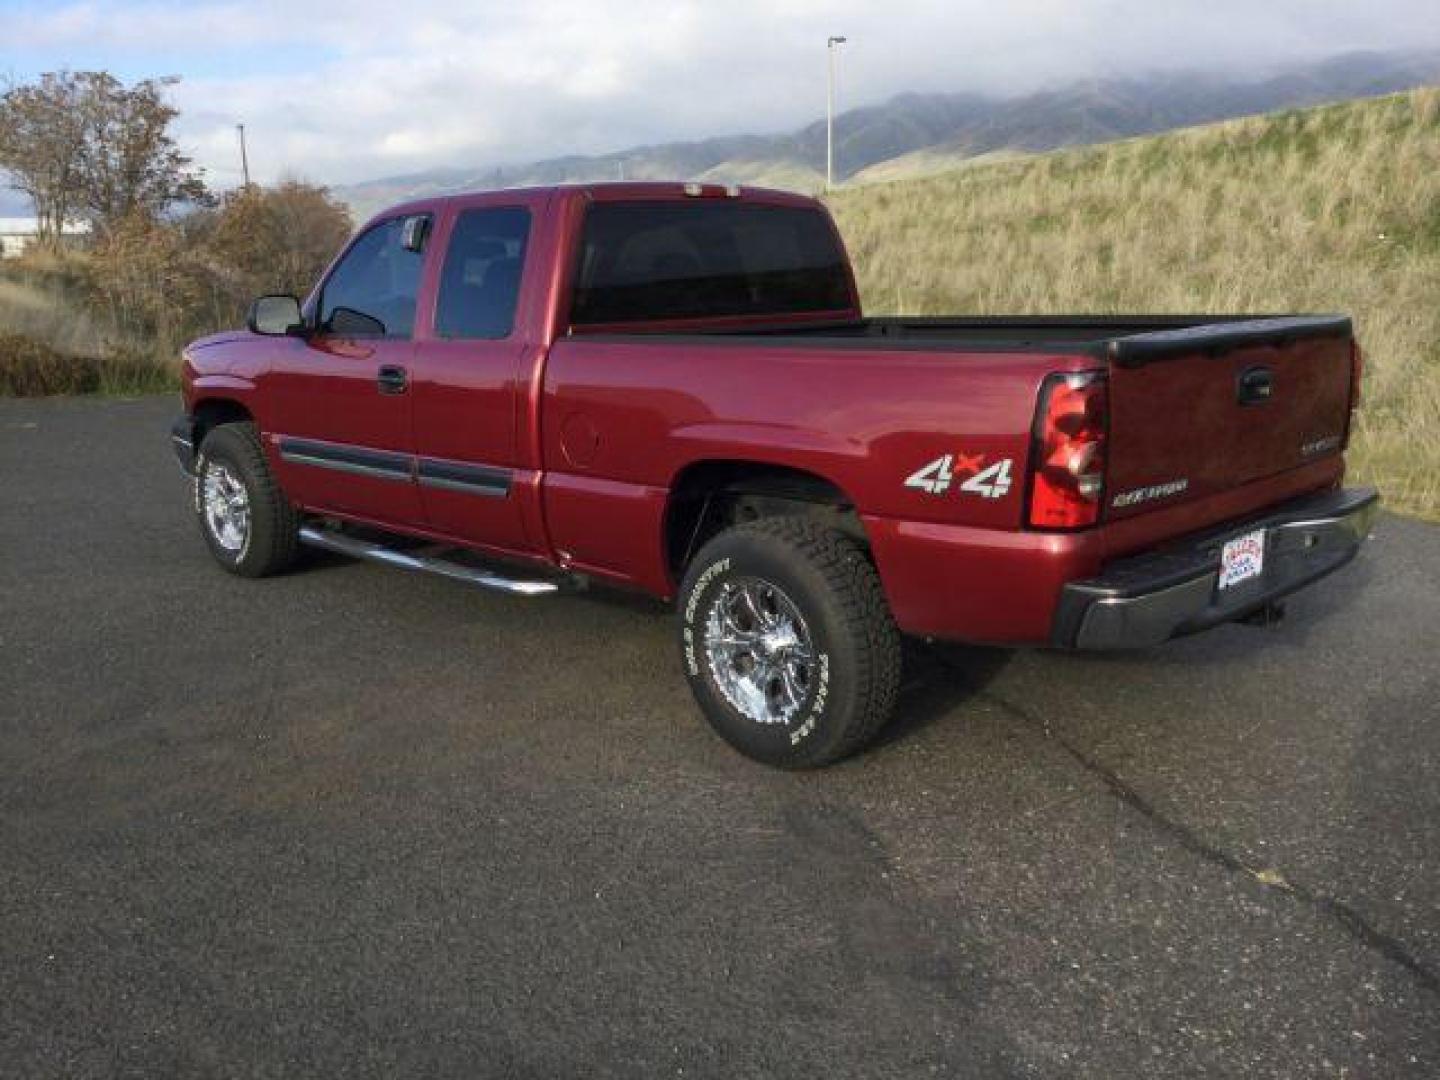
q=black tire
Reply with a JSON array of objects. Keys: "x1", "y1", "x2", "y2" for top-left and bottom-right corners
[
  {"x1": 193, "y1": 422, "x2": 299, "y2": 578},
  {"x1": 677, "y1": 517, "x2": 901, "y2": 768}
]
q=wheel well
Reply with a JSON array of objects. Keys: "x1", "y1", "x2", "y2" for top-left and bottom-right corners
[
  {"x1": 665, "y1": 461, "x2": 867, "y2": 578},
  {"x1": 192, "y1": 398, "x2": 253, "y2": 448}
]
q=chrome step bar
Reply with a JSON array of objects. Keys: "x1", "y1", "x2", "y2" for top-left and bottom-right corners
[{"x1": 298, "y1": 526, "x2": 560, "y2": 596}]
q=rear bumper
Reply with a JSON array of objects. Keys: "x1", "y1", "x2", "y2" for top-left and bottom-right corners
[
  {"x1": 1050, "y1": 486, "x2": 1379, "y2": 649},
  {"x1": 170, "y1": 414, "x2": 196, "y2": 475}
]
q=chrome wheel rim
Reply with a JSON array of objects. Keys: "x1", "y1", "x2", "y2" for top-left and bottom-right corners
[
  {"x1": 704, "y1": 577, "x2": 815, "y2": 726},
  {"x1": 202, "y1": 461, "x2": 250, "y2": 554}
]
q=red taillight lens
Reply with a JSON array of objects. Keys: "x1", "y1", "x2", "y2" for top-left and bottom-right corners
[{"x1": 1028, "y1": 371, "x2": 1108, "y2": 530}]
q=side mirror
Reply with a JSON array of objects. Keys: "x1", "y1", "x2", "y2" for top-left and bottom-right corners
[
  {"x1": 247, "y1": 294, "x2": 305, "y2": 336},
  {"x1": 328, "y1": 306, "x2": 387, "y2": 337}
]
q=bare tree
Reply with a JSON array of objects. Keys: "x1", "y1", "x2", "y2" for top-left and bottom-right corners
[
  {"x1": 72, "y1": 72, "x2": 210, "y2": 234},
  {"x1": 0, "y1": 73, "x2": 88, "y2": 246},
  {"x1": 0, "y1": 71, "x2": 210, "y2": 245}
]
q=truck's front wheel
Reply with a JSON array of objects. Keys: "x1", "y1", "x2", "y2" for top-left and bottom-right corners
[
  {"x1": 194, "y1": 422, "x2": 299, "y2": 578},
  {"x1": 677, "y1": 518, "x2": 901, "y2": 768}
]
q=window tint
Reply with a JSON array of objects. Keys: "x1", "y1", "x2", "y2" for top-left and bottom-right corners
[
  {"x1": 319, "y1": 216, "x2": 424, "y2": 338},
  {"x1": 570, "y1": 202, "x2": 853, "y2": 327},
  {"x1": 435, "y1": 207, "x2": 531, "y2": 339}
]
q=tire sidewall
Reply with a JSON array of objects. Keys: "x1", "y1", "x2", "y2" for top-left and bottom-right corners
[{"x1": 679, "y1": 529, "x2": 865, "y2": 767}]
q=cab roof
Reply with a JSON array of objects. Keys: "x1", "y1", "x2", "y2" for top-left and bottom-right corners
[{"x1": 369, "y1": 181, "x2": 822, "y2": 224}]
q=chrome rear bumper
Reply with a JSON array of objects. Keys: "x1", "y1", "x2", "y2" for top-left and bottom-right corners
[{"x1": 1052, "y1": 486, "x2": 1379, "y2": 650}]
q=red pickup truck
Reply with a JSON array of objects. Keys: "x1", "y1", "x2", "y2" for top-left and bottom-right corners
[{"x1": 172, "y1": 182, "x2": 1377, "y2": 767}]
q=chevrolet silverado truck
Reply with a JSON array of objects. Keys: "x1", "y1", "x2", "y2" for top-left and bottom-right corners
[{"x1": 171, "y1": 182, "x2": 1377, "y2": 767}]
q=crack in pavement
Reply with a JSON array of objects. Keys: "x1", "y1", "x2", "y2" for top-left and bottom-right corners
[{"x1": 974, "y1": 686, "x2": 1440, "y2": 998}]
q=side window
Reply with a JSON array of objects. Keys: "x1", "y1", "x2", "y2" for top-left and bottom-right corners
[
  {"x1": 434, "y1": 207, "x2": 531, "y2": 340},
  {"x1": 319, "y1": 216, "x2": 424, "y2": 339}
]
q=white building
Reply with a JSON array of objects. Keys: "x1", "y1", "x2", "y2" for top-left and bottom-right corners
[{"x1": 0, "y1": 217, "x2": 91, "y2": 258}]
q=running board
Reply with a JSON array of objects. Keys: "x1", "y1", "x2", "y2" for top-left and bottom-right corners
[{"x1": 298, "y1": 525, "x2": 561, "y2": 596}]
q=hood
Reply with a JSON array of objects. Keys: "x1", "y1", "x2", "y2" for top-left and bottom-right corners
[
  {"x1": 182, "y1": 329, "x2": 255, "y2": 378},
  {"x1": 187, "y1": 330, "x2": 251, "y2": 352}
]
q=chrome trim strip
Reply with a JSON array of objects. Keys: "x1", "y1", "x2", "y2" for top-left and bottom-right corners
[
  {"x1": 277, "y1": 436, "x2": 414, "y2": 483},
  {"x1": 418, "y1": 473, "x2": 510, "y2": 498},
  {"x1": 416, "y1": 457, "x2": 513, "y2": 498},
  {"x1": 279, "y1": 449, "x2": 413, "y2": 483},
  {"x1": 276, "y1": 436, "x2": 515, "y2": 497}
]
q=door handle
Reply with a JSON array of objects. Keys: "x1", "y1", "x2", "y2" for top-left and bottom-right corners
[{"x1": 377, "y1": 365, "x2": 409, "y2": 395}]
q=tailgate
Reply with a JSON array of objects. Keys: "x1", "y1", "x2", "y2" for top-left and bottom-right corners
[{"x1": 1104, "y1": 317, "x2": 1354, "y2": 519}]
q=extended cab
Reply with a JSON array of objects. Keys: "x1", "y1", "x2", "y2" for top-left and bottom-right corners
[{"x1": 172, "y1": 182, "x2": 1377, "y2": 767}]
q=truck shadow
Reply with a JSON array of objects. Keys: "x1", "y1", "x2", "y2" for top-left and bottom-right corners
[{"x1": 870, "y1": 641, "x2": 1014, "y2": 751}]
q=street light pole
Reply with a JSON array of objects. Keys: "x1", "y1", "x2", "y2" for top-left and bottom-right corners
[
  {"x1": 826, "y1": 35, "x2": 846, "y2": 192},
  {"x1": 236, "y1": 123, "x2": 251, "y2": 188}
]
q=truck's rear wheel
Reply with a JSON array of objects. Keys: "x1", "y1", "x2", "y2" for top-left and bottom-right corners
[
  {"x1": 677, "y1": 518, "x2": 901, "y2": 768},
  {"x1": 194, "y1": 422, "x2": 299, "y2": 578}
]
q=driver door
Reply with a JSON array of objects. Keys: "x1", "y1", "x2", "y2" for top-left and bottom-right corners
[{"x1": 267, "y1": 214, "x2": 426, "y2": 527}]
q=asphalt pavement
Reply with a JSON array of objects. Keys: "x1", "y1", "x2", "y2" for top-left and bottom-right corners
[{"x1": 1, "y1": 394, "x2": 1437, "y2": 1078}]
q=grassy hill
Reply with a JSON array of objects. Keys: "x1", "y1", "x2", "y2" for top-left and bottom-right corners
[{"x1": 826, "y1": 88, "x2": 1440, "y2": 520}]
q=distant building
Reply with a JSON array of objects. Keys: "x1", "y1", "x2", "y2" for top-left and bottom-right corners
[{"x1": 0, "y1": 217, "x2": 91, "y2": 258}]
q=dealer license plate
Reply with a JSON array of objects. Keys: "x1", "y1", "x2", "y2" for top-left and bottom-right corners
[{"x1": 1218, "y1": 529, "x2": 1266, "y2": 590}]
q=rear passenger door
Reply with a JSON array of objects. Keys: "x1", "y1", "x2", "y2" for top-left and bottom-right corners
[{"x1": 410, "y1": 204, "x2": 535, "y2": 555}]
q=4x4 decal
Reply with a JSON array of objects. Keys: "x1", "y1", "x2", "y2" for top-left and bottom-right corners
[{"x1": 904, "y1": 453, "x2": 1014, "y2": 500}]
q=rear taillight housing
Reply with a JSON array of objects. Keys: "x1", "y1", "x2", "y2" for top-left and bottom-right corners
[{"x1": 1028, "y1": 371, "x2": 1108, "y2": 530}]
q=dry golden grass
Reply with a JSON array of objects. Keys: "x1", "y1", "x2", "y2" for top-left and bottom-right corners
[
  {"x1": 0, "y1": 259, "x2": 178, "y2": 395},
  {"x1": 827, "y1": 88, "x2": 1440, "y2": 520}
]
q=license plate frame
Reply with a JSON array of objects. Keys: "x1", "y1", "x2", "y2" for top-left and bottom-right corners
[{"x1": 1218, "y1": 529, "x2": 1267, "y2": 591}]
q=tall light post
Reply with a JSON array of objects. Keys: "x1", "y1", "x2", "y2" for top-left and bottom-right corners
[
  {"x1": 826, "y1": 35, "x2": 846, "y2": 191},
  {"x1": 236, "y1": 123, "x2": 251, "y2": 188}
]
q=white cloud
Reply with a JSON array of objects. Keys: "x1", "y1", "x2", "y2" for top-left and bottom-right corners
[
  {"x1": 4, "y1": 0, "x2": 1438, "y2": 188},
  {"x1": 12, "y1": 0, "x2": 289, "y2": 50}
]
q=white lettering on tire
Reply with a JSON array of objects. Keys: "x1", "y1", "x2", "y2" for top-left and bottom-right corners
[
  {"x1": 684, "y1": 557, "x2": 730, "y2": 624},
  {"x1": 789, "y1": 653, "x2": 830, "y2": 745},
  {"x1": 683, "y1": 557, "x2": 731, "y2": 675}
]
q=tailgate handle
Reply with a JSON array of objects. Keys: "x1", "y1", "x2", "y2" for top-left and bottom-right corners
[{"x1": 1237, "y1": 365, "x2": 1274, "y2": 406}]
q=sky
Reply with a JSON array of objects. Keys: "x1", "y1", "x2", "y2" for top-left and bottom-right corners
[{"x1": 2, "y1": 0, "x2": 1439, "y2": 197}]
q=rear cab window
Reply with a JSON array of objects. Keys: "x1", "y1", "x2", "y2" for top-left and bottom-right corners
[
  {"x1": 569, "y1": 201, "x2": 854, "y2": 329},
  {"x1": 435, "y1": 207, "x2": 531, "y2": 340}
]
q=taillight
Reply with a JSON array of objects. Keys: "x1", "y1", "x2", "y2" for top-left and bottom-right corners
[{"x1": 1028, "y1": 371, "x2": 1108, "y2": 530}]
